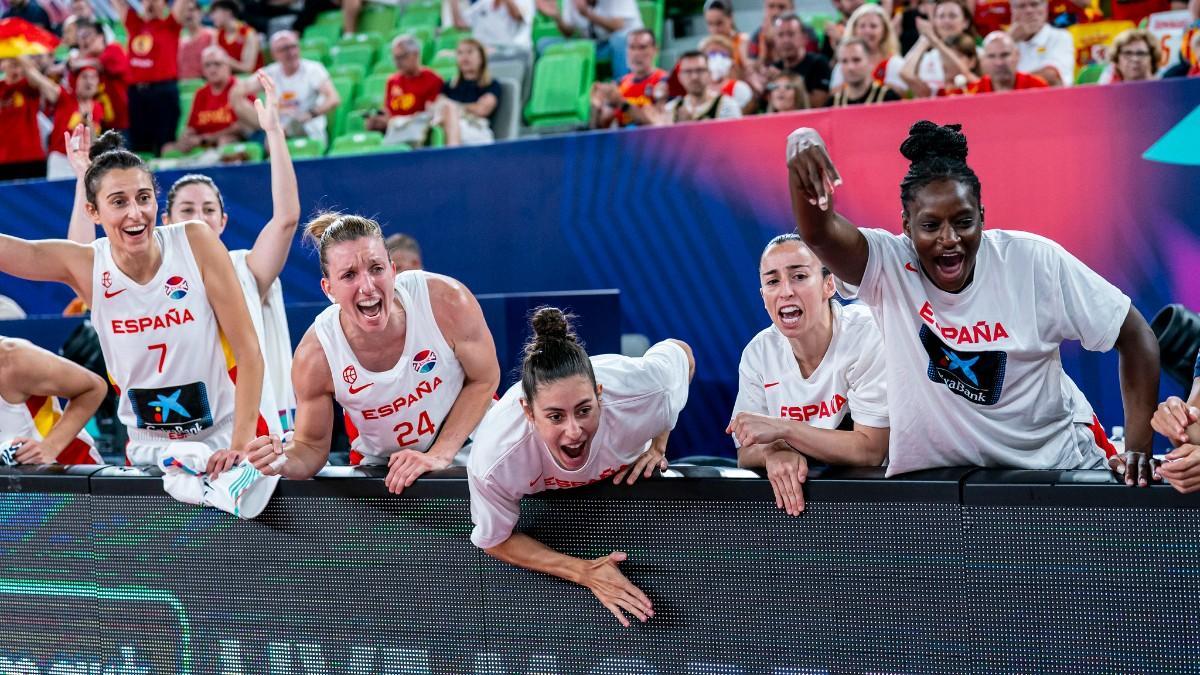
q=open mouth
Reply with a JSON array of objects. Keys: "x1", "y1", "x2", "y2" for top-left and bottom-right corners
[
  {"x1": 122, "y1": 224, "x2": 148, "y2": 238},
  {"x1": 934, "y1": 252, "x2": 964, "y2": 282},
  {"x1": 560, "y1": 440, "x2": 586, "y2": 459},
  {"x1": 777, "y1": 304, "x2": 802, "y2": 328},
  {"x1": 356, "y1": 298, "x2": 383, "y2": 319}
]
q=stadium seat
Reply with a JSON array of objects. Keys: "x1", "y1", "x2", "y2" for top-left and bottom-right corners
[
  {"x1": 531, "y1": 4, "x2": 562, "y2": 45},
  {"x1": 524, "y1": 52, "x2": 590, "y2": 127},
  {"x1": 330, "y1": 43, "x2": 376, "y2": 71},
  {"x1": 220, "y1": 141, "x2": 265, "y2": 163},
  {"x1": 433, "y1": 28, "x2": 470, "y2": 56},
  {"x1": 638, "y1": 0, "x2": 664, "y2": 44},
  {"x1": 431, "y1": 52, "x2": 458, "y2": 81},
  {"x1": 330, "y1": 75, "x2": 360, "y2": 138},
  {"x1": 160, "y1": 146, "x2": 206, "y2": 160},
  {"x1": 492, "y1": 77, "x2": 521, "y2": 141},
  {"x1": 315, "y1": 9, "x2": 342, "y2": 25},
  {"x1": 344, "y1": 109, "x2": 371, "y2": 134},
  {"x1": 178, "y1": 78, "x2": 205, "y2": 98},
  {"x1": 372, "y1": 57, "x2": 400, "y2": 75},
  {"x1": 286, "y1": 136, "x2": 327, "y2": 158},
  {"x1": 355, "y1": 72, "x2": 392, "y2": 109},
  {"x1": 397, "y1": 2, "x2": 440, "y2": 30},
  {"x1": 1075, "y1": 62, "x2": 1106, "y2": 84},
  {"x1": 300, "y1": 35, "x2": 332, "y2": 58},
  {"x1": 428, "y1": 124, "x2": 445, "y2": 147},
  {"x1": 330, "y1": 62, "x2": 366, "y2": 83},
  {"x1": 803, "y1": 13, "x2": 837, "y2": 45},
  {"x1": 302, "y1": 22, "x2": 341, "y2": 44},
  {"x1": 544, "y1": 39, "x2": 596, "y2": 75},
  {"x1": 178, "y1": 92, "x2": 194, "y2": 136},
  {"x1": 358, "y1": 5, "x2": 398, "y2": 34},
  {"x1": 329, "y1": 131, "x2": 386, "y2": 156}
]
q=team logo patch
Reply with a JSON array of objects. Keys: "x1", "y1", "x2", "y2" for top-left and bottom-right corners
[
  {"x1": 128, "y1": 382, "x2": 214, "y2": 435},
  {"x1": 102, "y1": 271, "x2": 112, "y2": 289},
  {"x1": 164, "y1": 275, "x2": 189, "y2": 300},
  {"x1": 412, "y1": 349, "x2": 437, "y2": 374},
  {"x1": 343, "y1": 365, "x2": 358, "y2": 385},
  {"x1": 919, "y1": 325, "x2": 1007, "y2": 406}
]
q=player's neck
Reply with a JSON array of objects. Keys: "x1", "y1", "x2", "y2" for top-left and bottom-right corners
[{"x1": 788, "y1": 310, "x2": 834, "y2": 379}]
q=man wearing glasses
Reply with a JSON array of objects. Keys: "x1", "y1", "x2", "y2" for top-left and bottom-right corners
[
  {"x1": 238, "y1": 31, "x2": 341, "y2": 146},
  {"x1": 1007, "y1": 0, "x2": 1075, "y2": 86}
]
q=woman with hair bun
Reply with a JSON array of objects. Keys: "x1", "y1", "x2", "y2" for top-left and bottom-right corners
[
  {"x1": 785, "y1": 120, "x2": 1161, "y2": 486},
  {"x1": 0, "y1": 130, "x2": 263, "y2": 475},
  {"x1": 467, "y1": 307, "x2": 694, "y2": 627},
  {"x1": 245, "y1": 213, "x2": 500, "y2": 494}
]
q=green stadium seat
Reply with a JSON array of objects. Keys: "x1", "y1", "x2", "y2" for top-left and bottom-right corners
[
  {"x1": 160, "y1": 146, "x2": 206, "y2": 160},
  {"x1": 178, "y1": 92, "x2": 194, "y2": 136},
  {"x1": 287, "y1": 136, "x2": 327, "y2": 158},
  {"x1": 358, "y1": 5, "x2": 398, "y2": 34},
  {"x1": 543, "y1": 39, "x2": 596, "y2": 77},
  {"x1": 355, "y1": 72, "x2": 392, "y2": 109},
  {"x1": 802, "y1": 13, "x2": 837, "y2": 45},
  {"x1": 428, "y1": 124, "x2": 445, "y2": 147},
  {"x1": 433, "y1": 28, "x2": 469, "y2": 56},
  {"x1": 638, "y1": 0, "x2": 663, "y2": 44},
  {"x1": 1075, "y1": 62, "x2": 1105, "y2": 84},
  {"x1": 302, "y1": 22, "x2": 341, "y2": 44},
  {"x1": 330, "y1": 75, "x2": 360, "y2": 137},
  {"x1": 372, "y1": 57, "x2": 399, "y2": 75},
  {"x1": 301, "y1": 46, "x2": 329, "y2": 64},
  {"x1": 524, "y1": 52, "x2": 590, "y2": 127},
  {"x1": 330, "y1": 62, "x2": 366, "y2": 83},
  {"x1": 329, "y1": 131, "x2": 385, "y2": 156},
  {"x1": 178, "y1": 78, "x2": 205, "y2": 96},
  {"x1": 315, "y1": 9, "x2": 343, "y2": 25},
  {"x1": 344, "y1": 108, "x2": 372, "y2": 134},
  {"x1": 220, "y1": 141, "x2": 265, "y2": 163},
  {"x1": 397, "y1": 3, "x2": 440, "y2": 30},
  {"x1": 532, "y1": 3, "x2": 562, "y2": 44},
  {"x1": 300, "y1": 35, "x2": 332, "y2": 57},
  {"x1": 338, "y1": 32, "x2": 383, "y2": 50},
  {"x1": 431, "y1": 62, "x2": 457, "y2": 82},
  {"x1": 329, "y1": 43, "x2": 376, "y2": 71}
]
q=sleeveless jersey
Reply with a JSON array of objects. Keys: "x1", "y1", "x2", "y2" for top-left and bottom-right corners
[
  {"x1": 91, "y1": 224, "x2": 237, "y2": 463},
  {"x1": 217, "y1": 22, "x2": 264, "y2": 70},
  {"x1": 0, "y1": 394, "x2": 101, "y2": 464},
  {"x1": 313, "y1": 271, "x2": 466, "y2": 464}
]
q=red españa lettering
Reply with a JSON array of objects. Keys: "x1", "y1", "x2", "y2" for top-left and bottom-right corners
[
  {"x1": 111, "y1": 308, "x2": 196, "y2": 334},
  {"x1": 918, "y1": 301, "x2": 1009, "y2": 345},
  {"x1": 360, "y1": 377, "x2": 444, "y2": 420},
  {"x1": 779, "y1": 394, "x2": 847, "y2": 422}
]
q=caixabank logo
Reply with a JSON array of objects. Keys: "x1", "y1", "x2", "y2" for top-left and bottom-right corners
[{"x1": 919, "y1": 325, "x2": 1007, "y2": 406}]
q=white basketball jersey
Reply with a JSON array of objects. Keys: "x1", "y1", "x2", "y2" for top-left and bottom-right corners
[
  {"x1": 0, "y1": 395, "x2": 101, "y2": 464},
  {"x1": 314, "y1": 271, "x2": 466, "y2": 463},
  {"x1": 91, "y1": 224, "x2": 237, "y2": 461},
  {"x1": 732, "y1": 302, "x2": 890, "y2": 437}
]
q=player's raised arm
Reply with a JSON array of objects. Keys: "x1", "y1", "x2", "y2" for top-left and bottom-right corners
[{"x1": 786, "y1": 128, "x2": 869, "y2": 285}]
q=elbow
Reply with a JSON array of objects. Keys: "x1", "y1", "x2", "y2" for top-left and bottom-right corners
[
  {"x1": 84, "y1": 372, "x2": 109, "y2": 408},
  {"x1": 1117, "y1": 307, "x2": 1159, "y2": 364},
  {"x1": 668, "y1": 339, "x2": 695, "y2": 381}
]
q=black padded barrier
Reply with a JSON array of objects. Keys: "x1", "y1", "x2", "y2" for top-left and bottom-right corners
[{"x1": 0, "y1": 465, "x2": 1196, "y2": 674}]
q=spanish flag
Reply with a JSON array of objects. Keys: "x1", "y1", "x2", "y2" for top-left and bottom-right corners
[{"x1": 0, "y1": 17, "x2": 59, "y2": 58}]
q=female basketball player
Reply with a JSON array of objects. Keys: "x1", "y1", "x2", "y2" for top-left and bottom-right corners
[
  {"x1": 786, "y1": 120, "x2": 1160, "y2": 486},
  {"x1": 1151, "y1": 376, "x2": 1200, "y2": 493},
  {"x1": 466, "y1": 307, "x2": 694, "y2": 627},
  {"x1": 0, "y1": 136, "x2": 263, "y2": 476},
  {"x1": 727, "y1": 233, "x2": 888, "y2": 516},
  {"x1": 65, "y1": 70, "x2": 300, "y2": 433},
  {"x1": 244, "y1": 214, "x2": 500, "y2": 494},
  {"x1": 0, "y1": 336, "x2": 106, "y2": 465}
]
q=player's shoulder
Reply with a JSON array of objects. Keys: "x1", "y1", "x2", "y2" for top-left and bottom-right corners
[
  {"x1": 837, "y1": 302, "x2": 878, "y2": 332},
  {"x1": 469, "y1": 390, "x2": 535, "y2": 477},
  {"x1": 742, "y1": 325, "x2": 785, "y2": 360},
  {"x1": 984, "y1": 229, "x2": 1068, "y2": 261}
]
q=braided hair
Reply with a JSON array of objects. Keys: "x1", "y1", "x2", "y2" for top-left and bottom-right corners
[{"x1": 898, "y1": 120, "x2": 981, "y2": 216}]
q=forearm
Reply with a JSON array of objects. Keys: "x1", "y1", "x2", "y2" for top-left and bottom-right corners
[
  {"x1": 585, "y1": 10, "x2": 623, "y2": 32},
  {"x1": 1032, "y1": 65, "x2": 1062, "y2": 86},
  {"x1": 486, "y1": 532, "x2": 587, "y2": 584},
  {"x1": 500, "y1": 0, "x2": 524, "y2": 22},
  {"x1": 426, "y1": 380, "x2": 493, "y2": 463},
  {"x1": 68, "y1": 176, "x2": 96, "y2": 244},
  {"x1": 42, "y1": 386, "x2": 106, "y2": 454},
  {"x1": 230, "y1": 358, "x2": 264, "y2": 451},
  {"x1": 780, "y1": 423, "x2": 883, "y2": 465},
  {"x1": 279, "y1": 436, "x2": 331, "y2": 479},
  {"x1": 737, "y1": 441, "x2": 777, "y2": 468},
  {"x1": 464, "y1": 100, "x2": 494, "y2": 118},
  {"x1": 1117, "y1": 318, "x2": 1160, "y2": 453}
]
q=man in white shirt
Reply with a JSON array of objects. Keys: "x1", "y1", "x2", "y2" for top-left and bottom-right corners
[
  {"x1": 662, "y1": 51, "x2": 742, "y2": 123},
  {"x1": 1007, "y1": 0, "x2": 1076, "y2": 86},
  {"x1": 535, "y1": 0, "x2": 643, "y2": 76},
  {"x1": 445, "y1": 0, "x2": 534, "y2": 53},
  {"x1": 236, "y1": 30, "x2": 341, "y2": 146}
]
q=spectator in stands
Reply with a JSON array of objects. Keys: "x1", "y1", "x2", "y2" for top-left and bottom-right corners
[
  {"x1": 0, "y1": 57, "x2": 48, "y2": 181},
  {"x1": 822, "y1": 0, "x2": 866, "y2": 58},
  {"x1": 899, "y1": 0, "x2": 977, "y2": 96},
  {"x1": 589, "y1": 27, "x2": 667, "y2": 128},
  {"x1": 165, "y1": 47, "x2": 255, "y2": 155},
  {"x1": 1008, "y1": 0, "x2": 1074, "y2": 86},
  {"x1": 466, "y1": 307, "x2": 693, "y2": 627},
  {"x1": 366, "y1": 35, "x2": 443, "y2": 146},
  {"x1": 699, "y1": 34, "x2": 754, "y2": 113},
  {"x1": 177, "y1": 0, "x2": 215, "y2": 80},
  {"x1": 1, "y1": 0, "x2": 55, "y2": 33},
  {"x1": 0, "y1": 336, "x2": 106, "y2": 465},
  {"x1": 445, "y1": 0, "x2": 534, "y2": 54},
  {"x1": 830, "y1": 4, "x2": 906, "y2": 94},
  {"x1": 385, "y1": 232, "x2": 423, "y2": 271},
  {"x1": 436, "y1": 38, "x2": 500, "y2": 146},
  {"x1": 662, "y1": 50, "x2": 742, "y2": 123},
  {"x1": 945, "y1": 31, "x2": 1047, "y2": 94},
  {"x1": 1152, "y1": 370, "x2": 1200, "y2": 493},
  {"x1": 113, "y1": 0, "x2": 187, "y2": 154},
  {"x1": 242, "y1": 0, "x2": 300, "y2": 36},
  {"x1": 73, "y1": 20, "x2": 130, "y2": 140},
  {"x1": 703, "y1": 0, "x2": 750, "y2": 65},
  {"x1": 1100, "y1": 29, "x2": 1162, "y2": 83},
  {"x1": 210, "y1": 0, "x2": 262, "y2": 74},
  {"x1": 535, "y1": 0, "x2": 643, "y2": 78},
  {"x1": 765, "y1": 14, "x2": 832, "y2": 107},
  {"x1": 729, "y1": 234, "x2": 889, "y2": 516},
  {"x1": 895, "y1": 0, "x2": 936, "y2": 55},
  {"x1": 747, "y1": 0, "x2": 793, "y2": 63},
  {"x1": 764, "y1": 73, "x2": 809, "y2": 111},
  {"x1": 68, "y1": 0, "x2": 116, "y2": 43},
  {"x1": 240, "y1": 30, "x2": 340, "y2": 147},
  {"x1": 788, "y1": 120, "x2": 1161, "y2": 485},
  {"x1": 827, "y1": 38, "x2": 901, "y2": 105},
  {"x1": 18, "y1": 56, "x2": 104, "y2": 180}
]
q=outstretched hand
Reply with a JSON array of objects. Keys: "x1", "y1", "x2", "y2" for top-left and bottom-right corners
[
  {"x1": 579, "y1": 551, "x2": 654, "y2": 627},
  {"x1": 787, "y1": 127, "x2": 842, "y2": 212},
  {"x1": 65, "y1": 124, "x2": 93, "y2": 178},
  {"x1": 254, "y1": 70, "x2": 282, "y2": 133}
]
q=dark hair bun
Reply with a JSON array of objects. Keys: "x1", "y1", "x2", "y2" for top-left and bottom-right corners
[
  {"x1": 90, "y1": 129, "x2": 127, "y2": 160},
  {"x1": 899, "y1": 120, "x2": 968, "y2": 164},
  {"x1": 530, "y1": 306, "x2": 575, "y2": 345}
]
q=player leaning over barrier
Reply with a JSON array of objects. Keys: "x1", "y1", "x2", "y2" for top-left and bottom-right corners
[
  {"x1": 467, "y1": 307, "x2": 694, "y2": 627},
  {"x1": 1152, "y1": 361, "x2": 1200, "y2": 493},
  {"x1": 0, "y1": 137, "x2": 264, "y2": 475},
  {"x1": 0, "y1": 336, "x2": 106, "y2": 465},
  {"x1": 728, "y1": 233, "x2": 889, "y2": 516},
  {"x1": 246, "y1": 214, "x2": 500, "y2": 494},
  {"x1": 787, "y1": 119, "x2": 1161, "y2": 485}
]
